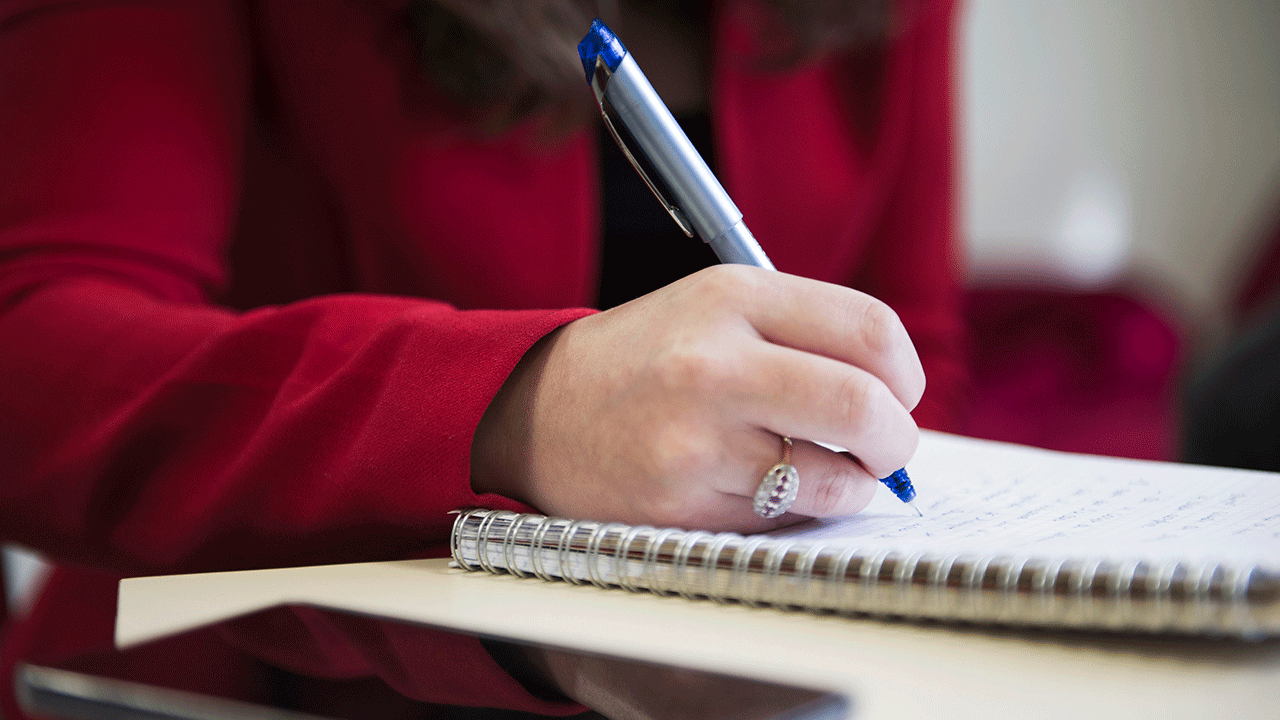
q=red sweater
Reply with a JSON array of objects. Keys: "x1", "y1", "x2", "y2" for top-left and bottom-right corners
[{"x1": 0, "y1": 0, "x2": 962, "y2": 716}]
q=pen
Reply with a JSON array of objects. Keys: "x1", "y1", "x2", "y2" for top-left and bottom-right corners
[{"x1": 577, "y1": 19, "x2": 922, "y2": 517}]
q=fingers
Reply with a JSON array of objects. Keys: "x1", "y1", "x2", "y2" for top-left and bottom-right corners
[
  {"x1": 774, "y1": 439, "x2": 879, "y2": 518},
  {"x1": 735, "y1": 341, "x2": 920, "y2": 479},
  {"x1": 729, "y1": 267, "x2": 926, "y2": 411},
  {"x1": 672, "y1": 265, "x2": 921, "y2": 478},
  {"x1": 716, "y1": 438, "x2": 880, "y2": 533},
  {"x1": 503, "y1": 265, "x2": 926, "y2": 534}
]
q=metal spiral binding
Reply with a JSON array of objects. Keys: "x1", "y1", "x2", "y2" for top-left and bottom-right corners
[
  {"x1": 995, "y1": 556, "x2": 1030, "y2": 622},
  {"x1": 586, "y1": 524, "x2": 625, "y2": 588},
  {"x1": 672, "y1": 531, "x2": 713, "y2": 600},
  {"x1": 1224, "y1": 564, "x2": 1258, "y2": 638},
  {"x1": 1109, "y1": 558, "x2": 1139, "y2": 629},
  {"x1": 958, "y1": 555, "x2": 990, "y2": 620},
  {"x1": 643, "y1": 528, "x2": 681, "y2": 596},
  {"x1": 760, "y1": 540, "x2": 797, "y2": 607},
  {"x1": 1069, "y1": 559, "x2": 1103, "y2": 624},
  {"x1": 1031, "y1": 558, "x2": 1066, "y2": 620},
  {"x1": 1153, "y1": 559, "x2": 1181, "y2": 628},
  {"x1": 828, "y1": 545, "x2": 862, "y2": 611},
  {"x1": 501, "y1": 514, "x2": 531, "y2": 578},
  {"x1": 859, "y1": 550, "x2": 892, "y2": 613},
  {"x1": 928, "y1": 553, "x2": 961, "y2": 617},
  {"x1": 893, "y1": 552, "x2": 926, "y2": 615},
  {"x1": 793, "y1": 544, "x2": 825, "y2": 609},
  {"x1": 528, "y1": 515, "x2": 557, "y2": 581},
  {"x1": 615, "y1": 525, "x2": 651, "y2": 593},
  {"x1": 1185, "y1": 561, "x2": 1215, "y2": 629},
  {"x1": 473, "y1": 510, "x2": 503, "y2": 574},
  {"x1": 557, "y1": 520, "x2": 590, "y2": 584},
  {"x1": 449, "y1": 510, "x2": 1274, "y2": 637},
  {"x1": 732, "y1": 536, "x2": 771, "y2": 607},
  {"x1": 702, "y1": 533, "x2": 740, "y2": 603},
  {"x1": 449, "y1": 508, "x2": 476, "y2": 568}
]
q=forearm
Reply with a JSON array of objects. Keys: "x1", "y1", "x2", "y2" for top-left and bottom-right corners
[{"x1": 0, "y1": 275, "x2": 588, "y2": 573}]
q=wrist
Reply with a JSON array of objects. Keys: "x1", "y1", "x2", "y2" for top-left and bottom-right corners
[{"x1": 470, "y1": 326, "x2": 564, "y2": 504}]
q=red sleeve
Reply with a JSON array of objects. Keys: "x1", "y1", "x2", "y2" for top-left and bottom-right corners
[
  {"x1": 848, "y1": 0, "x2": 967, "y2": 431},
  {"x1": 0, "y1": 1, "x2": 585, "y2": 713}
]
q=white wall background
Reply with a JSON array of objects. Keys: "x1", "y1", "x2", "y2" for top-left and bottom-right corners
[{"x1": 961, "y1": 0, "x2": 1280, "y2": 334}]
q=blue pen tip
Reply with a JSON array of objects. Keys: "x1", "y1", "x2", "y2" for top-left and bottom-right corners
[
  {"x1": 879, "y1": 468, "x2": 917, "y2": 504},
  {"x1": 577, "y1": 18, "x2": 627, "y2": 84}
]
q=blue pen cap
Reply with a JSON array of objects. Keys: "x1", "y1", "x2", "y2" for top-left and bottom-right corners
[{"x1": 578, "y1": 18, "x2": 627, "y2": 84}]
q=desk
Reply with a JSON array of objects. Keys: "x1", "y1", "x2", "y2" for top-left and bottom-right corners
[{"x1": 118, "y1": 558, "x2": 1280, "y2": 719}]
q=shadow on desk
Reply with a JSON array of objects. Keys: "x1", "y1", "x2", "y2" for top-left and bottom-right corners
[{"x1": 16, "y1": 662, "x2": 851, "y2": 720}]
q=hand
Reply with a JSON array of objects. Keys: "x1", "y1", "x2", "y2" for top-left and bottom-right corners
[{"x1": 472, "y1": 265, "x2": 924, "y2": 532}]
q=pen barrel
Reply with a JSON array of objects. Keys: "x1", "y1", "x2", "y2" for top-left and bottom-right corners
[
  {"x1": 604, "y1": 55, "x2": 771, "y2": 268},
  {"x1": 709, "y1": 222, "x2": 775, "y2": 269}
]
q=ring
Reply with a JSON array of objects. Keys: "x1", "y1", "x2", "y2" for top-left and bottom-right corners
[{"x1": 753, "y1": 437, "x2": 799, "y2": 519}]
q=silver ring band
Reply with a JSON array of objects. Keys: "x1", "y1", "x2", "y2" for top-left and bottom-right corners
[{"x1": 753, "y1": 437, "x2": 799, "y2": 518}]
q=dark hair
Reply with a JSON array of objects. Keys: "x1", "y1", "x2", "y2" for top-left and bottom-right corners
[{"x1": 409, "y1": 0, "x2": 896, "y2": 132}]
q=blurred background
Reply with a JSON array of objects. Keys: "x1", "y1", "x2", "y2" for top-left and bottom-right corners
[
  {"x1": 5, "y1": 0, "x2": 1280, "y2": 614},
  {"x1": 954, "y1": 0, "x2": 1280, "y2": 462}
]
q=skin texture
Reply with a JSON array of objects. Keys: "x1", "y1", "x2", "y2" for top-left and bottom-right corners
[{"x1": 472, "y1": 264, "x2": 925, "y2": 534}]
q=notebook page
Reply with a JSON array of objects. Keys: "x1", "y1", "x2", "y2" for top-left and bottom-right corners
[{"x1": 771, "y1": 432, "x2": 1280, "y2": 568}]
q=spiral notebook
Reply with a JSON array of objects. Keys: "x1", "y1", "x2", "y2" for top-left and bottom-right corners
[{"x1": 452, "y1": 432, "x2": 1280, "y2": 638}]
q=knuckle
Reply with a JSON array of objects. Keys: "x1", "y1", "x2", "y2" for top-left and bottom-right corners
[
  {"x1": 834, "y1": 371, "x2": 879, "y2": 435},
  {"x1": 868, "y1": 414, "x2": 920, "y2": 478},
  {"x1": 653, "y1": 344, "x2": 725, "y2": 395},
  {"x1": 903, "y1": 425, "x2": 921, "y2": 461},
  {"x1": 648, "y1": 424, "x2": 705, "y2": 474},
  {"x1": 909, "y1": 372, "x2": 926, "y2": 409},
  {"x1": 647, "y1": 483, "x2": 710, "y2": 530},
  {"x1": 850, "y1": 298, "x2": 903, "y2": 359},
  {"x1": 641, "y1": 430, "x2": 713, "y2": 526},
  {"x1": 656, "y1": 500, "x2": 706, "y2": 530},
  {"x1": 804, "y1": 469, "x2": 867, "y2": 517},
  {"x1": 646, "y1": 489, "x2": 693, "y2": 526},
  {"x1": 892, "y1": 424, "x2": 922, "y2": 468},
  {"x1": 690, "y1": 264, "x2": 758, "y2": 309}
]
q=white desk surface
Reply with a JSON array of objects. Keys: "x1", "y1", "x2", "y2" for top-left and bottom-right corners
[{"x1": 118, "y1": 558, "x2": 1280, "y2": 720}]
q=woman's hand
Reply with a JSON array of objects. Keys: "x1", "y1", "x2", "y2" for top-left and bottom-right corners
[{"x1": 472, "y1": 265, "x2": 925, "y2": 532}]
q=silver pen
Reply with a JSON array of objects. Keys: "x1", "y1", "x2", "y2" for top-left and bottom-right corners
[
  {"x1": 577, "y1": 19, "x2": 922, "y2": 516},
  {"x1": 577, "y1": 18, "x2": 774, "y2": 268}
]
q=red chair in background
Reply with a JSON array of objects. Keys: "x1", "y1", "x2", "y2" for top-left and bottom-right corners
[
  {"x1": 956, "y1": 202, "x2": 1280, "y2": 464},
  {"x1": 957, "y1": 284, "x2": 1182, "y2": 461}
]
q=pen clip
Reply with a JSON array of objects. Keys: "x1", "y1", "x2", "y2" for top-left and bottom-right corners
[{"x1": 592, "y1": 58, "x2": 696, "y2": 239}]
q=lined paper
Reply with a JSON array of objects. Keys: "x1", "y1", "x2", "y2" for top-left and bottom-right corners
[{"x1": 774, "y1": 433, "x2": 1280, "y2": 567}]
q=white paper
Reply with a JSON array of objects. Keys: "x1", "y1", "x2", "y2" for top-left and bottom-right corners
[{"x1": 774, "y1": 432, "x2": 1280, "y2": 567}]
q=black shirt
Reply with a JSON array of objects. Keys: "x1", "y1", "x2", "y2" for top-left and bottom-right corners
[{"x1": 595, "y1": 111, "x2": 721, "y2": 310}]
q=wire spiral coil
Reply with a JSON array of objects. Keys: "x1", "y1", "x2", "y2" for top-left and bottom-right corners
[{"x1": 451, "y1": 509, "x2": 1278, "y2": 638}]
